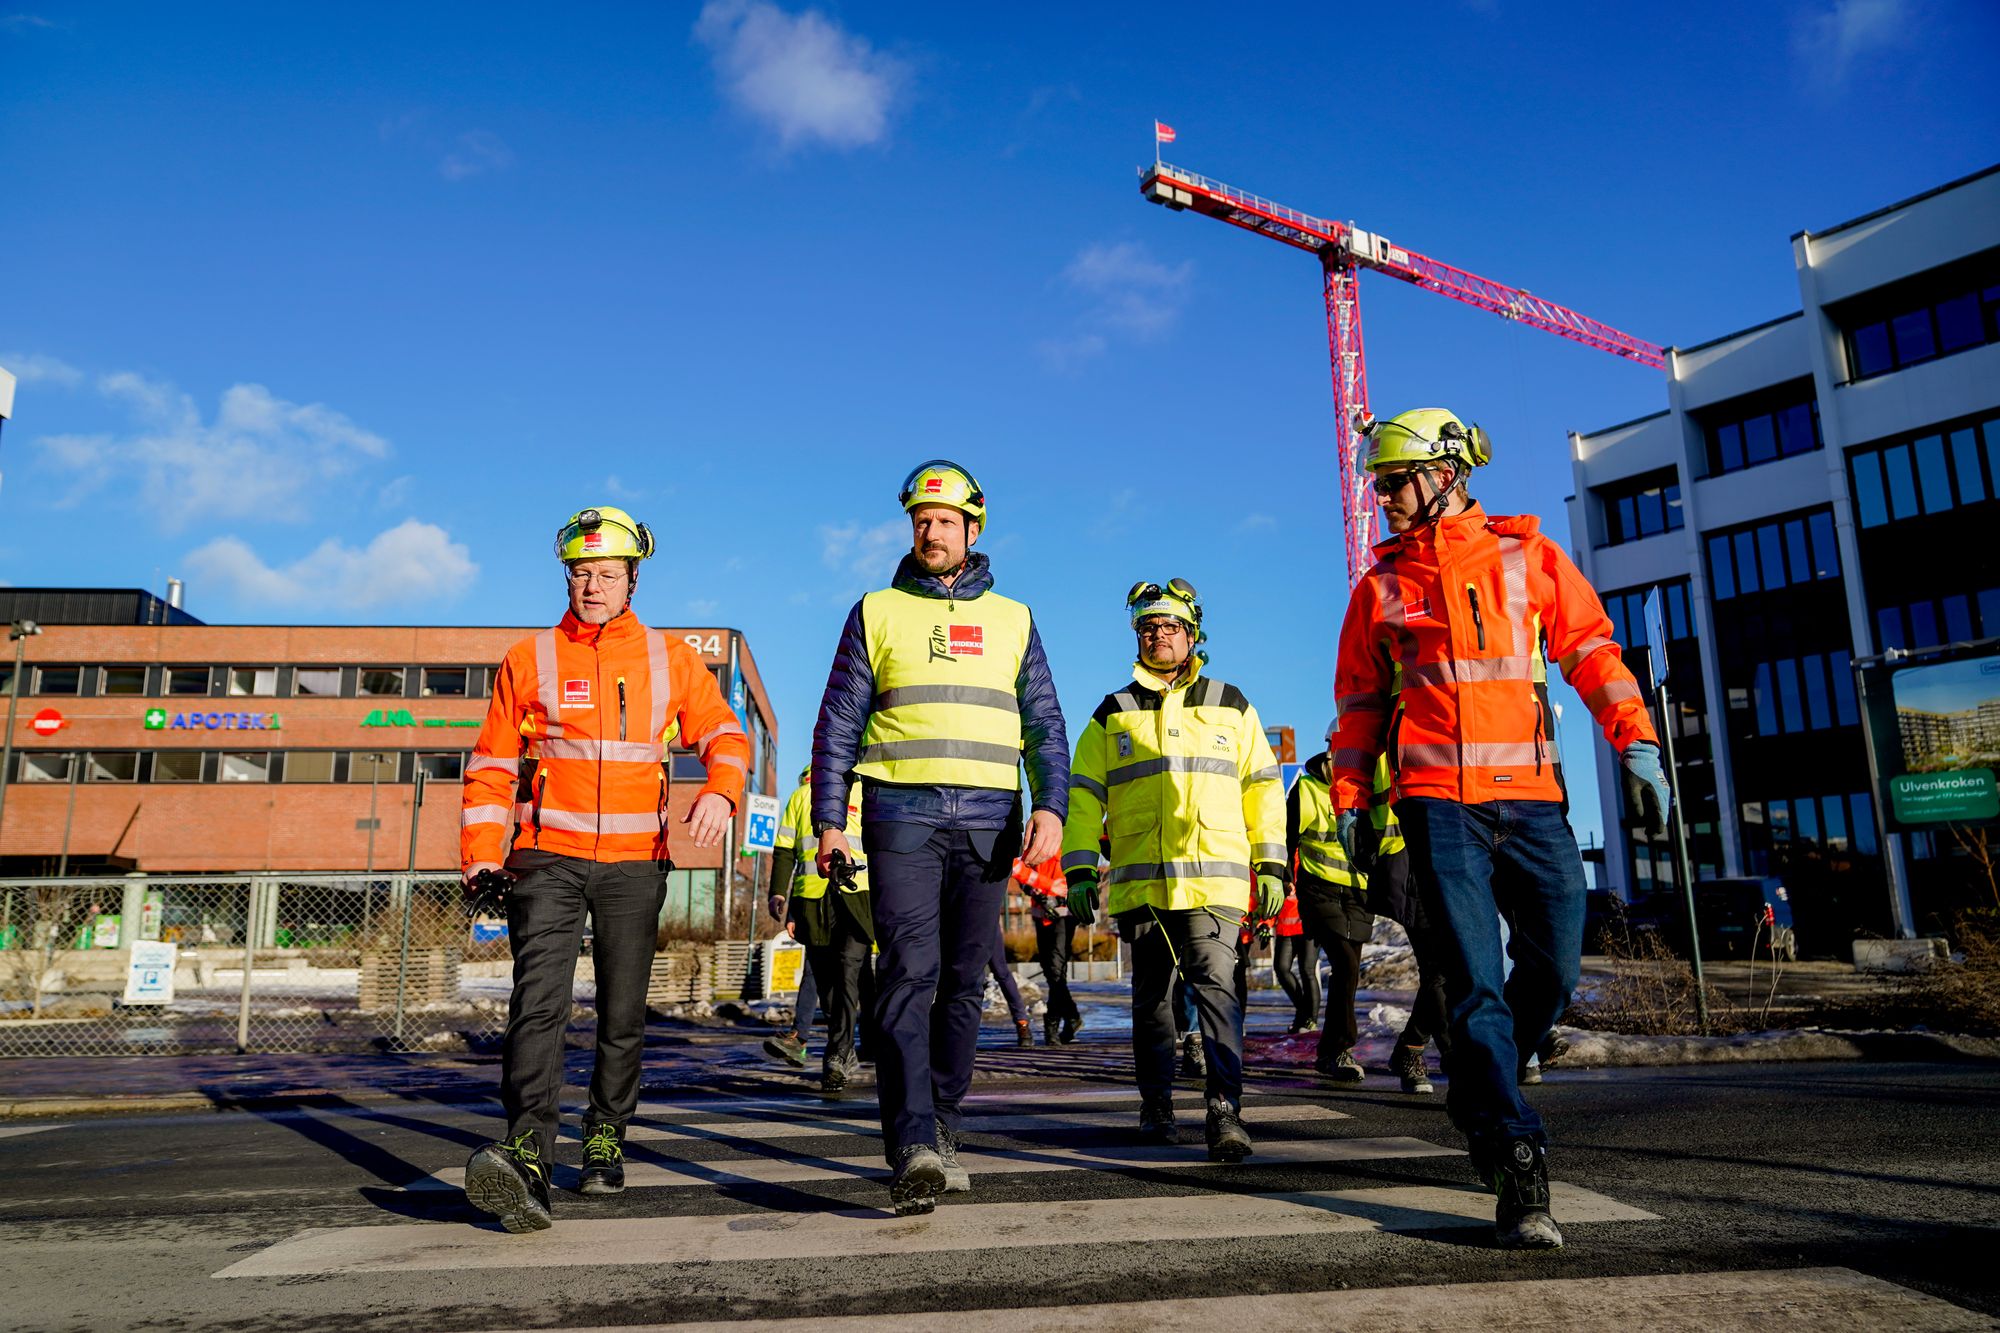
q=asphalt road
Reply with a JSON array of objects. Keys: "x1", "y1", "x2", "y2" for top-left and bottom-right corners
[{"x1": 2, "y1": 1011, "x2": 1996, "y2": 1331}]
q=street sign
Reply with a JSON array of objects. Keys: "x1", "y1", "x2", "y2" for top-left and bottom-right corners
[
  {"x1": 123, "y1": 941, "x2": 178, "y2": 1005},
  {"x1": 743, "y1": 792, "x2": 780, "y2": 853},
  {"x1": 1643, "y1": 587, "x2": 1668, "y2": 688},
  {"x1": 29, "y1": 707, "x2": 65, "y2": 737}
]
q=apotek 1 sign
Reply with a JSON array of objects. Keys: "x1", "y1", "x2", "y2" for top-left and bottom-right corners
[{"x1": 145, "y1": 709, "x2": 280, "y2": 731}]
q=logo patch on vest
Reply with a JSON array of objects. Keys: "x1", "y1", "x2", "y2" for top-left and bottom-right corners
[
  {"x1": 948, "y1": 625, "x2": 983, "y2": 656},
  {"x1": 562, "y1": 678, "x2": 591, "y2": 706},
  {"x1": 1116, "y1": 732, "x2": 1133, "y2": 759},
  {"x1": 1213, "y1": 732, "x2": 1230, "y2": 751},
  {"x1": 1406, "y1": 597, "x2": 1433, "y2": 621}
]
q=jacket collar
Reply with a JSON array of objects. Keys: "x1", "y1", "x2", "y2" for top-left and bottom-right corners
[
  {"x1": 1304, "y1": 751, "x2": 1331, "y2": 783},
  {"x1": 558, "y1": 607, "x2": 649, "y2": 645},
  {"x1": 1131, "y1": 655, "x2": 1203, "y2": 695},
  {"x1": 891, "y1": 549, "x2": 995, "y2": 600},
  {"x1": 1369, "y1": 501, "x2": 1540, "y2": 560}
]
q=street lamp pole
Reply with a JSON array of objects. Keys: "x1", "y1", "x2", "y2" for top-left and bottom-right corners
[{"x1": 0, "y1": 620, "x2": 45, "y2": 854}]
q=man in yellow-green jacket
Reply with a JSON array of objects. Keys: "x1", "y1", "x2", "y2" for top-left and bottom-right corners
[
  {"x1": 768, "y1": 766, "x2": 875, "y2": 1094},
  {"x1": 1062, "y1": 579, "x2": 1286, "y2": 1160}
]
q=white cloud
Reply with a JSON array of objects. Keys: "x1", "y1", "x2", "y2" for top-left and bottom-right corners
[
  {"x1": 818, "y1": 517, "x2": 908, "y2": 591},
  {"x1": 376, "y1": 474, "x2": 415, "y2": 510},
  {"x1": 183, "y1": 519, "x2": 477, "y2": 610},
  {"x1": 1237, "y1": 513, "x2": 1278, "y2": 533},
  {"x1": 604, "y1": 474, "x2": 645, "y2": 501},
  {"x1": 685, "y1": 597, "x2": 720, "y2": 616},
  {"x1": 440, "y1": 130, "x2": 515, "y2": 181},
  {"x1": 37, "y1": 373, "x2": 391, "y2": 531},
  {"x1": 694, "y1": 0, "x2": 907, "y2": 151},
  {"x1": 1038, "y1": 241, "x2": 1193, "y2": 372},
  {"x1": 0, "y1": 352, "x2": 83, "y2": 386},
  {"x1": 1794, "y1": 0, "x2": 1909, "y2": 83}
]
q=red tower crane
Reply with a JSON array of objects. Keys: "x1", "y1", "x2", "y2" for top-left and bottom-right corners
[{"x1": 1140, "y1": 160, "x2": 1665, "y2": 585}]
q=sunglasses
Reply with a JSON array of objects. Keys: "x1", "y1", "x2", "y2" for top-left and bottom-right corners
[
  {"x1": 1372, "y1": 468, "x2": 1440, "y2": 496},
  {"x1": 1125, "y1": 577, "x2": 1199, "y2": 607}
]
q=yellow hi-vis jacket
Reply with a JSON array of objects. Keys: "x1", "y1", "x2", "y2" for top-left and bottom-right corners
[
  {"x1": 1288, "y1": 753, "x2": 1405, "y2": 887},
  {"x1": 775, "y1": 772, "x2": 866, "y2": 900},
  {"x1": 1061, "y1": 659, "x2": 1287, "y2": 916}
]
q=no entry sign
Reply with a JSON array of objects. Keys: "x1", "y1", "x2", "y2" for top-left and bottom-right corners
[{"x1": 28, "y1": 708, "x2": 65, "y2": 737}]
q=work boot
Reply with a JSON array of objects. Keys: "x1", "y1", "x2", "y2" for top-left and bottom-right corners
[
  {"x1": 1287, "y1": 1017, "x2": 1319, "y2": 1035},
  {"x1": 1538, "y1": 1030, "x2": 1569, "y2": 1068},
  {"x1": 464, "y1": 1132, "x2": 554, "y2": 1233},
  {"x1": 819, "y1": 1053, "x2": 854, "y2": 1096},
  {"x1": 889, "y1": 1143, "x2": 946, "y2": 1217},
  {"x1": 577, "y1": 1122, "x2": 626, "y2": 1196},
  {"x1": 1316, "y1": 1048, "x2": 1365, "y2": 1084},
  {"x1": 1016, "y1": 1018, "x2": 1034, "y2": 1048},
  {"x1": 1486, "y1": 1137, "x2": 1563, "y2": 1250},
  {"x1": 1058, "y1": 1015, "x2": 1082, "y2": 1045},
  {"x1": 1391, "y1": 1044, "x2": 1434, "y2": 1096},
  {"x1": 1179, "y1": 1032, "x2": 1207, "y2": 1080},
  {"x1": 763, "y1": 1031, "x2": 808, "y2": 1068},
  {"x1": 1204, "y1": 1097, "x2": 1253, "y2": 1163},
  {"x1": 1044, "y1": 1016, "x2": 1062, "y2": 1046},
  {"x1": 934, "y1": 1118, "x2": 971, "y2": 1194},
  {"x1": 1138, "y1": 1092, "x2": 1179, "y2": 1145},
  {"x1": 1518, "y1": 1058, "x2": 1543, "y2": 1086}
]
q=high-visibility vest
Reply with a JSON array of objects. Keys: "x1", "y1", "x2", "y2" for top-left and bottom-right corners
[
  {"x1": 853, "y1": 586, "x2": 1030, "y2": 791},
  {"x1": 1294, "y1": 758, "x2": 1405, "y2": 886},
  {"x1": 776, "y1": 776, "x2": 866, "y2": 900}
]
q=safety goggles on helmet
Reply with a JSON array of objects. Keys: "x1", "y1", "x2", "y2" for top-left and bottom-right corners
[
  {"x1": 554, "y1": 506, "x2": 656, "y2": 563},
  {"x1": 1126, "y1": 577, "x2": 1203, "y2": 631},
  {"x1": 898, "y1": 459, "x2": 987, "y2": 524}
]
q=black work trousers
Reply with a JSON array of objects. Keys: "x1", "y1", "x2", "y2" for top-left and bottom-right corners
[
  {"x1": 1273, "y1": 934, "x2": 1321, "y2": 1028},
  {"x1": 803, "y1": 900, "x2": 876, "y2": 1074},
  {"x1": 1124, "y1": 907, "x2": 1245, "y2": 1105},
  {"x1": 1034, "y1": 916, "x2": 1080, "y2": 1024},
  {"x1": 500, "y1": 851, "x2": 668, "y2": 1162}
]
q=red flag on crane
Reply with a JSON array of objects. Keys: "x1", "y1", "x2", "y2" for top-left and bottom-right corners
[{"x1": 1154, "y1": 121, "x2": 1176, "y2": 144}]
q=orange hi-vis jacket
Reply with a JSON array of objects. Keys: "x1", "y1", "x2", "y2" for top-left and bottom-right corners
[
  {"x1": 461, "y1": 609, "x2": 752, "y2": 868},
  {"x1": 1329, "y1": 503, "x2": 1656, "y2": 811}
]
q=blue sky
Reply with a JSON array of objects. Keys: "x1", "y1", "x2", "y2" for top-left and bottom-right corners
[{"x1": 4, "y1": 1, "x2": 1997, "y2": 849}]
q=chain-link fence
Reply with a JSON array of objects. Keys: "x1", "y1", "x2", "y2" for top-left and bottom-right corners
[{"x1": 0, "y1": 874, "x2": 573, "y2": 1056}]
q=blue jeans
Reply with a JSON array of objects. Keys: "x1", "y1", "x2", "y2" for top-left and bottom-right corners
[{"x1": 1396, "y1": 798, "x2": 1585, "y2": 1154}]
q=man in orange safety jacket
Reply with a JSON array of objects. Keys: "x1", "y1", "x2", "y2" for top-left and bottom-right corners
[
  {"x1": 1328, "y1": 409, "x2": 1670, "y2": 1251},
  {"x1": 459, "y1": 505, "x2": 752, "y2": 1234}
]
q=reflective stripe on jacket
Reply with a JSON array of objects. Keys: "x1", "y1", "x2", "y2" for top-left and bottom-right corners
[
  {"x1": 776, "y1": 775, "x2": 865, "y2": 900},
  {"x1": 1328, "y1": 503, "x2": 1656, "y2": 810},
  {"x1": 1060, "y1": 660, "x2": 1287, "y2": 917},
  {"x1": 460, "y1": 609, "x2": 751, "y2": 867},
  {"x1": 1288, "y1": 753, "x2": 1406, "y2": 886}
]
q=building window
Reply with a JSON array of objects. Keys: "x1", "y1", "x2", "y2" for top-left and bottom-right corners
[
  {"x1": 1601, "y1": 580, "x2": 1694, "y2": 650},
  {"x1": 1873, "y1": 588, "x2": 2000, "y2": 651},
  {"x1": 18, "y1": 752, "x2": 73, "y2": 782},
  {"x1": 1705, "y1": 508, "x2": 1841, "y2": 601},
  {"x1": 228, "y1": 668, "x2": 278, "y2": 697},
  {"x1": 1849, "y1": 415, "x2": 2000, "y2": 528},
  {"x1": 219, "y1": 752, "x2": 271, "y2": 783},
  {"x1": 86, "y1": 752, "x2": 140, "y2": 782},
  {"x1": 1698, "y1": 381, "x2": 1821, "y2": 477},
  {"x1": 293, "y1": 668, "x2": 342, "y2": 697},
  {"x1": 284, "y1": 751, "x2": 337, "y2": 782},
  {"x1": 152, "y1": 751, "x2": 202, "y2": 782},
  {"x1": 33, "y1": 665, "x2": 82, "y2": 695},
  {"x1": 349, "y1": 751, "x2": 398, "y2": 783},
  {"x1": 670, "y1": 751, "x2": 708, "y2": 781},
  {"x1": 1837, "y1": 248, "x2": 2000, "y2": 380},
  {"x1": 418, "y1": 752, "x2": 464, "y2": 782},
  {"x1": 166, "y1": 667, "x2": 211, "y2": 696},
  {"x1": 421, "y1": 668, "x2": 468, "y2": 698},
  {"x1": 358, "y1": 669, "x2": 405, "y2": 697},
  {"x1": 100, "y1": 667, "x2": 147, "y2": 696},
  {"x1": 1740, "y1": 650, "x2": 1859, "y2": 736},
  {"x1": 1595, "y1": 468, "x2": 1683, "y2": 547}
]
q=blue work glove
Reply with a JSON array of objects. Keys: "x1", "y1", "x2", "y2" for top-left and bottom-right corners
[
  {"x1": 1254, "y1": 874, "x2": 1285, "y2": 919},
  {"x1": 1622, "y1": 740, "x2": 1672, "y2": 837},
  {"x1": 1336, "y1": 810, "x2": 1360, "y2": 865},
  {"x1": 1067, "y1": 874, "x2": 1100, "y2": 927}
]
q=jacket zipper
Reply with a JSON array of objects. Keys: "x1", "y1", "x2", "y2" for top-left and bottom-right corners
[
  {"x1": 1466, "y1": 585, "x2": 1486, "y2": 651},
  {"x1": 618, "y1": 677, "x2": 628, "y2": 741}
]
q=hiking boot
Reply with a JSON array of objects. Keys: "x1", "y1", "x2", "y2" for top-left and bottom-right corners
[
  {"x1": 464, "y1": 1132, "x2": 554, "y2": 1233},
  {"x1": 762, "y1": 1031, "x2": 808, "y2": 1068},
  {"x1": 1486, "y1": 1137, "x2": 1563, "y2": 1250},
  {"x1": 1179, "y1": 1032, "x2": 1207, "y2": 1080},
  {"x1": 1287, "y1": 1017, "x2": 1319, "y2": 1035},
  {"x1": 1204, "y1": 1097, "x2": 1253, "y2": 1163},
  {"x1": 1057, "y1": 1015, "x2": 1082, "y2": 1045},
  {"x1": 1138, "y1": 1092, "x2": 1179, "y2": 1145},
  {"x1": 1015, "y1": 1019, "x2": 1034, "y2": 1048},
  {"x1": 1518, "y1": 1058, "x2": 1543, "y2": 1086},
  {"x1": 888, "y1": 1143, "x2": 946, "y2": 1217},
  {"x1": 1316, "y1": 1048, "x2": 1365, "y2": 1084},
  {"x1": 820, "y1": 1053, "x2": 854, "y2": 1096},
  {"x1": 934, "y1": 1118, "x2": 971, "y2": 1194},
  {"x1": 1391, "y1": 1045, "x2": 1434, "y2": 1095},
  {"x1": 577, "y1": 1122, "x2": 625, "y2": 1196},
  {"x1": 1044, "y1": 1016, "x2": 1061, "y2": 1047},
  {"x1": 1537, "y1": 1030, "x2": 1569, "y2": 1068}
]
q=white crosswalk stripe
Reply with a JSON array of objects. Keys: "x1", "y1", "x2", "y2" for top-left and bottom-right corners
[{"x1": 603, "y1": 1100, "x2": 1349, "y2": 1145}]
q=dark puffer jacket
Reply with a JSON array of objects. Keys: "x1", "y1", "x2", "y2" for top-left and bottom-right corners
[{"x1": 812, "y1": 551, "x2": 1069, "y2": 832}]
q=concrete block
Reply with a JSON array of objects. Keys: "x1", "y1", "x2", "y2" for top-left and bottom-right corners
[{"x1": 1852, "y1": 937, "x2": 1949, "y2": 974}]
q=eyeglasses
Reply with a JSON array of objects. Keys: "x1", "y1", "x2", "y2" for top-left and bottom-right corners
[
  {"x1": 1137, "y1": 620, "x2": 1188, "y2": 639},
  {"x1": 1372, "y1": 468, "x2": 1437, "y2": 496},
  {"x1": 566, "y1": 567, "x2": 630, "y2": 586}
]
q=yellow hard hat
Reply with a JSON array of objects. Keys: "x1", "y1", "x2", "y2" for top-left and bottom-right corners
[
  {"x1": 1126, "y1": 577, "x2": 1202, "y2": 634},
  {"x1": 554, "y1": 506, "x2": 655, "y2": 562},
  {"x1": 898, "y1": 459, "x2": 986, "y2": 525},
  {"x1": 1360, "y1": 408, "x2": 1493, "y2": 472}
]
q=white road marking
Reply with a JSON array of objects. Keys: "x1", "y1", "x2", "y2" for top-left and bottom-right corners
[
  {"x1": 217, "y1": 1181, "x2": 1656, "y2": 1278},
  {"x1": 0, "y1": 1124, "x2": 67, "y2": 1140},
  {"x1": 610, "y1": 1102, "x2": 1349, "y2": 1144},
  {"x1": 465, "y1": 1268, "x2": 1995, "y2": 1332}
]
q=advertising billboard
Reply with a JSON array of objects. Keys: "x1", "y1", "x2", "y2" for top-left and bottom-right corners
[{"x1": 1856, "y1": 636, "x2": 2000, "y2": 833}]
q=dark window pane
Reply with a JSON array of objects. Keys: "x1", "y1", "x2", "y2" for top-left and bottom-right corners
[
  {"x1": 1709, "y1": 535, "x2": 1736, "y2": 599},
  {"x1": 1635, "y1": 487, "x2": 1664, "y2": 537},
  {"x1": 1808, "y1": 511, "x2": 1840, "y2": 577},
  {"x1": 1615, "y1": 494, "x2": 1636, "y2": 544},
  {"x1": 1987, "y1": 417, "x2": 2000, "y2": 492},
  {"x1": 358, "y1": 669, "x2": 404, "y2": 697},
  {"x1": 1667, "y1": 583, "x2": 1690, "y2": 639},
  {"x1": 1851, "y1": 321, "x2": 1893, "y2": 378},
  {"x1": 1744, "y1": 413, "x2": 1778, "y2": 466},
  {"x1": 1734, "y1": 531, "x2": 1762, "y2": 594},
  {"x1": 1876, "y1": 607, "x2": 1903, "y2": 651},
  {"x1": 1909, "y1": 600, "x2": 1940, "y2": 648},
  {"x1": 1949, "y1": 428, "x2": 1986, "y2": 503},
  {"x1": 1943, "y1": 593, "x2": 1973, "y2": 642},
  {"x1": 1776, "y1": 403, "x2": 1813, "y2": 456},
  {"x1": 1784, "y1": 520, "x2": 1811, "y2": 584},
  {"x1": 1606, "y1": 596, "x2": 1628, "y2": 647},
  {"x1": 1716, "y1": 421, "x2": 1744, "y2": 472},
  {"x1": 420, "y1": 668, "x2": 467, "y2": 698},
  {"x1": 1754, "y1": 662, "x2": 1778, "y2": 736},
  {"x1": 1758, "y1": 524, "x2": 1787, "y2": 590},
  {"x1": 1850, "y1": 793, "x2": 1877, "y2": 855},
  {"x1": 1830, "y1": 649, "x2": 1857, "y2": 725},
  {"x1": 1915, "y1": 434, "x2": 1953, "y2": 513},
  {"x1": 1936, "y1": 292, "x2": 1982, "y2": 353},
  {"x1": 1769, "y1": 800, "x2": 1792, "y2": 842},
  {"x1": 1795, "y1": 797, "x2": 1821, "y2": 844},
  {"x1": 1851, "y1": 450, "x2": 1888, "y2": 527},
  {"x1": 1891, "y1": 308, "x2": 1937, "y2": 365},
  {"x1": 1883, "y1": 444, "x2": 1919, "y2": 519},
  {"x1": 101, "y1": 667, "x2": 146, "y2": 696},
  {"x1": 167, "y1": 668, "x2": 210, "y2": 695},
  {"x1": 1821, "y1": 795, "x2": 1848, "y2": 849},
  {"x1": 1980, "y1": 588, "x2": 2000, "y2": 637},
  {"x1": 1663, "y1": 483, "x2": 1684, "y2": 531},
  {"x1": 1801, "y1": 653, "x2": 1830, "y2": 729},
  {"x1": 1775, "y1": 658, "x2": 1804, "y2": 733}
]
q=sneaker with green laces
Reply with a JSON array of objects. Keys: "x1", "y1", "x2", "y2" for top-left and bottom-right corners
[
  {"x1": 578, "y1": 1122, "x2": 625, "y2": 1197},
  {"x1": 464, "y1": 1131, "x2": 554, "y2": 1233}
]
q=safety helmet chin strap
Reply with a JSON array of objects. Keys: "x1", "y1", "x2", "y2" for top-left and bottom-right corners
[{"x1": 1409, "y1": 459, "x2": 1467, "y2": 530}]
